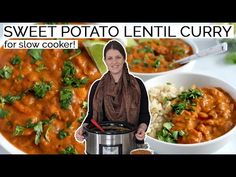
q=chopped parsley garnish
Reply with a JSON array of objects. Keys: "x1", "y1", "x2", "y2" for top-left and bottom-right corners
[
  {"x1": 152, "y1": 55, "x2": 163, "y2": 68},
  {"x1": 13, "y1": 125, "x2": 25, "y2": 136},
  {"x1": 11, "y1": 55, "x2": 22, "y2": 65},
  {"x1": 58, "y1": 129, "x2": 69, "y2": 139},
  {"x1": 138, "y1": 45, "x2": 154, "y2": 54},
  {"x1": 0, "y1": 65, "x2": 13, "y2": 79},
  {"x1": 77, "y1": 112, "x2": 86, "y2": 123},
  {"x1": 33, "y1": 121, "x2": 43, "y2": 145},
  {"x1": 152, "y1": 58, "x2": 161, "y2": 68},
  {"x1": 13, "y1": 116, "x2": 56, "y2": 145},
  {"x1": 62, "y1": 60, "x2": 88, "y2": 88},
  {"x1": 171, "y1": 89, "x2": 203, "y2": 115},
  {"x1": 36, "y1": 64, "x2": 47, "y2": 72},
  {"x1": 59, "y1": 145, "x2": 77, "y2": 154},
  {"x1": 171, "y1": 102, "x2": 187, "y2": 115},
  {"x1": 178, "y1": 89, "x2": 203, "y2": 101},
  {"x1": 172, "y1": 46, "x2": 185, "y2": 56},
  {"x1": 0, "y1": 108, "x2": 9, "y2": 118},
  {"x1": 60, "y1": 88, "x2": 73, "y2": 109},
  {"x1": 28, "y1": 49, "x2": 43, "y2": 63},
  {"x1": 33, "y1": 81, "x2": 52, "y2": 98},
  {"x1": 0, "y1": 93, "x2": 23, "y2": 105},
  {"x1": 132, "y1": 58, "x2": 142, "y2": 65},
  {"x1": 62, "y1": 61, "x2": 76, "y2": 78},
  {"x1": 63, "y1": 77, "x2": 89, "y2": 88}
]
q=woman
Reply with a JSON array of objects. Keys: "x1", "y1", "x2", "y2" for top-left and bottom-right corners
[{"x1": 75, "y1": 39, "x2": 150, "y2": 143}]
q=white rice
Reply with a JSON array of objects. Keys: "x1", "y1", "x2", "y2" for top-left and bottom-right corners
[{"x1": 147, "y1": 83, "x2": 184, "y2": 138}]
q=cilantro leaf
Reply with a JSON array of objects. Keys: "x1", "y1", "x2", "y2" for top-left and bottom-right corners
[
  {"x1": 0, "y1": 65, "x2": 13, "y2": 79},
  {"x1": 60, "y1": 88, "x2": 73, "y2": 109},
  {"x1": 0, "y1": 108, "x2": 9, "y2": 118},
  {"x1": 28, "y1": 49, "x2": 43, "y2": 63},
  {"x1": 33, "y1": 81, "x2": 52, "y2": 98}
]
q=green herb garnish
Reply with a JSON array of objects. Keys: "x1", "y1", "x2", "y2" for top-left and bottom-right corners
[
  {"x1": 171, "y1": 102, "x2": 187, "y2": 115},
  {"x1": 156, "y1": 122, "x2": 185, "y2": 143},
  {"x1": 11, "y1": 55, "x2": 22, "y2": 65},
  {"x1": 28, "y1": 49, "x2": 43, "y2": 63},
  {"x1": 13, "y1": 125, "x2": 25, "y2": 136},
  {"x1": 132, "y1": 59, "x2": 142, "y2": 65},
  {"x1": 58, "y1": 129, "x2": 69, "y2": 139},
  {"x1": 4, "y1": 94, "x2": 22, "y2": 104},
  {"x1": 62, "y1": 61, "x2": 76, "y2": 78},
  {"x1": 77, "y1": 112, "x2": 86, "y2": 123},
  {"x1": 171, "y1": 89, "x2": 203, "y2": 115},
  {"x1": 138, "y1": 45, "x2": 154, "y2": 54},
  {"x1": 36, "y1": 64, "x2": 47, "y2": 72},
  {"x1": 33, "y1": 81, "x2": 52, "y2": 98},
  {"x1": 152, "y1": 55, "x2": 163, "y2": 68},
  {"x1": 60, "y1": 88, "x2": 73, "y2": 109},
  {"x1": 0, "y1": 108, "x2": 9, "y2": 118},
  {"x1": 0, "y1": 65, "x2": 13, "y2": 79},
  {"x1": 34, "y1": 121, "x2": 43, "y2": 145},
  {"x1": 59, "y1": 145, "x2": 77, "y2": 154}
]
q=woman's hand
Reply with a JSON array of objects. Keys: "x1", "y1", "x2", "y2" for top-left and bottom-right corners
[
  {"x1": 135, "y1": 123, "x2": 147, "y2": 141},
  {"x1": 75, "y1": 123, "x2": 88, "y2": 142}
]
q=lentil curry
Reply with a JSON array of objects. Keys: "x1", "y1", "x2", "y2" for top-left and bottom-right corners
[
  {"x1": 157, "y1": 86, "x2": 236, "y2": 144},
  {"x1": 0, "y1": 39, "x2": 102, "y2": 154},
  {"x1": 127, "y1": 39, "x2": 193, "y2": 73}
]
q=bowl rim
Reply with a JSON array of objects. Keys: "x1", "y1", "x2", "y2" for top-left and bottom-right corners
[
  {"x1": 130, "y1": 148, "x2": 154, "y2": 154},
  {"x1": 127, "y1": 38, "x2": 199, "y2": 76},
  {"x1": 145, "y1": 72, "x2": 236, "y2": 147},
  {"x1": 0, "y1": 134, "x2": 25, "y2": 154}
]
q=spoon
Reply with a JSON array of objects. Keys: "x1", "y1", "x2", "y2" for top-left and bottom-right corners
[
  {"x1": 91, "y1": 119, "x2": 105, "y2": 133},
  {"x1": 173, "y1": 42, "x2": 228, "y2": 65}
]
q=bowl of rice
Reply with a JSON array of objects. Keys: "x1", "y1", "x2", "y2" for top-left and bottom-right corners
[{"x1": 145, "y1": 73, "x2": 236, "y2": 154}]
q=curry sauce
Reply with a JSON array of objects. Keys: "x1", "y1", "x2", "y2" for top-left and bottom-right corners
[
  {"x1": 127, "y1": 39, "x2": 193, "y2": 73},
  {"x1": 170, "y1": 87, "x2": 236, "y2": 144},
  {"x1": 0, "y1": 40, "x2": 101, "y2": 154}
]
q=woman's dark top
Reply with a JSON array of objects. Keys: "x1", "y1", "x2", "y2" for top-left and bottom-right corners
[{"x1": 84, "y1": 77, "x2": 150, "y2": 127}]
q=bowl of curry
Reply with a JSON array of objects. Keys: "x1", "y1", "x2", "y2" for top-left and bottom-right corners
[
  {"x1": 126, "y1": 39, "x2": 198, "y2": 80},
  {"x1": 145, "y1": 73, "x2": 236, "y2": 154},
  {"x1": 0, "y1": 39, "x2": 104, "y2": 154}
]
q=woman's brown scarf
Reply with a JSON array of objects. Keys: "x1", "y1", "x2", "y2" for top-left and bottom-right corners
[{"x1": 92, "y1": 64, "x2": 141, "y2": 127}]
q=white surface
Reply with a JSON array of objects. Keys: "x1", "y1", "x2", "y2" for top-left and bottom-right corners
[{"x1": 0, "y1": 25, "x2": 235, "y2": 153}]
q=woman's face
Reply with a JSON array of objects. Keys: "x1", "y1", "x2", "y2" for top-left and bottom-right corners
[{"x1": 105, "y1": 49, "x2": 125, "y2": 75}]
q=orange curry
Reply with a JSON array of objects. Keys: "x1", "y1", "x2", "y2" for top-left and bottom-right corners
[
  {"x1": 127, "y1": 39, "x2": 193, "y2": 73},
  {"x1": 0, "y1": 39, "x2": 101, "y2": 154},
  {"x1": 169, "y1": 87, "x2": 236, "y2": 144}
]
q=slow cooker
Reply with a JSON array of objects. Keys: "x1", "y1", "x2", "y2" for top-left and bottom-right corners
[{"x1": 84, "y1": 121, "x2": 136, "y2": 154}]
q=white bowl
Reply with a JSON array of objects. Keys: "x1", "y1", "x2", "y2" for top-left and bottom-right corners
[
  {"x1": 0, "y1": 134, "x2": 25, "y2": 154},
  {"x1": 144, "y1": 73, "x2": 236, "y2": 154},
  {"x1": 125, "y1": 39, "x2": 199, "y2": 81}
]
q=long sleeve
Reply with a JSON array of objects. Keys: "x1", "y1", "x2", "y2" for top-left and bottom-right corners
[
  {"x1": 84, "y1": 80, "x2": 100, "y2": 124},
  {"x1": 136, "y1": 78, "x2": 151, "y2": 128}
]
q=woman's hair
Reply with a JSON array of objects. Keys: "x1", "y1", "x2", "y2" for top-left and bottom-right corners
[{"x1": 103, "y1": 40, "x2": 126, "y2": 60}]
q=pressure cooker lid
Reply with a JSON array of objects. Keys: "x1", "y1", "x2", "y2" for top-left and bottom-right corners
[{"x1": 84, "y1": 121, "x2": 135, "y2": 134}]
